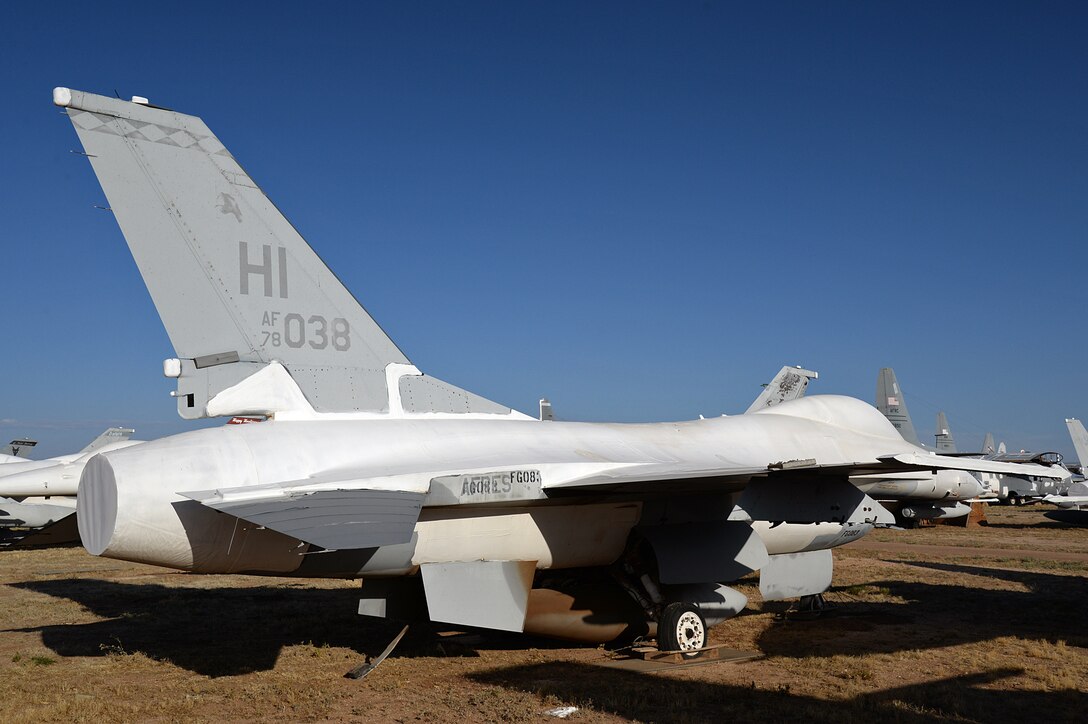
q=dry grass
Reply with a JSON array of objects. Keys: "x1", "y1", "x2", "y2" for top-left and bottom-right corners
[{"x1": 2, "y1": 504, "x2": 1086, "y2": 722}]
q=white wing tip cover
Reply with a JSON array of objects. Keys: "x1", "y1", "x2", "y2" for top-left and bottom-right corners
[{"x1": 53, "y1": 87, "x2": 72, "y2": 107}]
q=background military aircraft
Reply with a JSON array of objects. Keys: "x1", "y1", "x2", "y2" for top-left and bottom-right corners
[{"x1": 0, "y1": 427, "x2": 138, "y2": 546}]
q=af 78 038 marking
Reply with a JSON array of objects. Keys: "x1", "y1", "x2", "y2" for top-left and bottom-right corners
[{"x1": 260, "y1": 312, "x2": 350, "y2": 351}]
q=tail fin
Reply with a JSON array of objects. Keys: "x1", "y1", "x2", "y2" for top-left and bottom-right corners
[
  {"x1": 1066, "y1": 418, "x2": 1088, "y2": 469},
  {"x1": 78, "y1": 427, "x2": 135, "y2": 455},
  {"x1": 982, "y1": 432, "x2": 996, "y2": 455},
  {"x1": 935, "y1": 412, "x2": 957, "y2": 453},
  {"x1": 7, "y1": 439, "x2": 37, "y2": 458},
  {"x1": 875, "y1": 368, "x2": 921, "y2": 446},
  {"x1": 55, "y1": 88, "x2": 517, "y2": 420},
  {"x1": 745, "y1": 366, "x2": 818, "y2": 414},
  {"x1": 998, "y1": 441, "x2": 1007, "y2": 455}
]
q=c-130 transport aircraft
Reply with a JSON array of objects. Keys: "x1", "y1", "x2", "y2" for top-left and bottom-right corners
[{"x1": 53, "y1": 87, "x2": 1034, "y2": 653}]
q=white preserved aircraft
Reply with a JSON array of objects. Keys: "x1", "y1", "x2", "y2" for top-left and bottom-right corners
[
  {"x1": 53, "y1": 87, "x2": 1041, "y2": 651},
  {"x1": 0, "y1": 427, "x2": 138, "y2": 545}
]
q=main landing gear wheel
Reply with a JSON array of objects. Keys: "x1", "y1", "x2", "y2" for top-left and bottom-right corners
[{"x1": 658, "y1": 603, "x2": 706, "y2": 656}]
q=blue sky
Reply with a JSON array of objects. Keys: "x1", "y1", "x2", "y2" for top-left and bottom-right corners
[{"x1": 1, "y1": 2, "x2": 1085, "y2": 459}]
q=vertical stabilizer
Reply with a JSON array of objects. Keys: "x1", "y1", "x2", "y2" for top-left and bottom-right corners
[
  {"x1": 78, "y1": 428, "x2": 136, "y2": 455},
  {"x1": 982, "y1": 432, "x2": 996, "y2": 455},
  {"x1": 745, "y1": 366, "x2": 819, "y2": 414},
  {"x1": 54, "y1": 88, "x2": 517, "y2": 420},
  {"x1": 935, "y1": 412, "x2": 957, "y2": 453},
  {"x1": 875, "y1": 368, "x2": 921, "y2": 446},
  {"x1": 1066, "y1": 419, "x2": 1088, "y2": 470},
  {"x1": 7, "y1": 439, "x2": 37, "y2": 458}
]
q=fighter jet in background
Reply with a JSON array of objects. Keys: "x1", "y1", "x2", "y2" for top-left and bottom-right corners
[
  {"x1": 0, "y1": 427, "x2": 138, "y2": 546},
  {"x1": 54, "y1": 87, "x2": 1043, "y2": 651}
]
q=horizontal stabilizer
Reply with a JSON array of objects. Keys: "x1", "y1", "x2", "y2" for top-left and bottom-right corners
[
  {"x1": 180, "y1": 483, "x2": 424, "y2": 550},
  {"x1": 0, "y1": 511, "x2": 79, "y2": 548},
  {"x1": 420, "y1": 560, "x2": 536, "y2": 632}
]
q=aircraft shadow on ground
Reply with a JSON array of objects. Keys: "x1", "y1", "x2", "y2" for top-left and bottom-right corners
[
  {"x1": 469, "y1": 662, "x2": 1085, "y2": 723},
  {"x1": 758, "y1": 562, "x2": 1088, "y2": 659},
  {"x1": 7, "y1": 578, "x2": 485, "y2": 677},
  {"x1": 981, "y1": 516, "x2": 1078, "y2": 531},
  {"x1": 9, "y1": 577, "x2": 620, "y2": 676},
  {"x1": 10, "y1": 561, "x2": 1087, "y2": 677}
]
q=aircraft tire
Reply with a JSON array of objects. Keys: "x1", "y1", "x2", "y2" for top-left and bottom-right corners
[{"x1": 658, "y1": 602, "x2": 706, "y2": 656}]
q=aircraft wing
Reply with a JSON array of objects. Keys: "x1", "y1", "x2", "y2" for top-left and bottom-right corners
[
  {"x1": 178, "y1": 449, "x2": 1038, "y2": 549},
  {"x1": 878, "y1": 452, "x2": 1064, "y2": 477}
]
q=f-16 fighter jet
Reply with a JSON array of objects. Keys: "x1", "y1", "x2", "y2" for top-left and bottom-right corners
[{"x1": 54, "y1": 87, "x2": 1039, "y2": 652}]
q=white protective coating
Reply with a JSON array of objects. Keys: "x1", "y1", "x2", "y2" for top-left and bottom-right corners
[
  {"x1": 73, "y1": 394, "x2": 1027, "y2": 575},
  {"x1": 205, "y1": 361, "x2": 313, "y2": 417},
  {"x1": 898, "y1": 501, "x2": 971, "y2": 520},
  {"x1": 412, "y1": 504, "x2": 640, "y2": 570},
  {"x1": 749, "y1": 520, "x2": 875, "y2": 555},
  {"x1": 0, "y1": 441, "x2": 143, "y2": 497},
  {"x1": 52, "y1": 86, "x2": 72, "y2": 107},
  {"x1": 163, "y1": 358, "x2": 182, "y2": 378},
  {"x1": 852, "y1": 469, "x2": 983, "y2": 501}
]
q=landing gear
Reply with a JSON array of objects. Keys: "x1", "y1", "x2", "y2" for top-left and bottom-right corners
[
  {"x1": 611, "y1": 537, "x2": 710, "y2": 654},
  {"x1": 658, "y1": 602, "x2": 707, "y2": 655},
  {"x1": 797, "y1": 593, "x2": 826, "y2": 613}
]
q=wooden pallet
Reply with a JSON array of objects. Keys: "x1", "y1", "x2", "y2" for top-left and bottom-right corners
[{"x1": 600, "y1": 644, "x2": 761, "y2": 671}]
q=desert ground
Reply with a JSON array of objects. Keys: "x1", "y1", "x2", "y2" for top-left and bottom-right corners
[{"x1": 2, "y1": 505, "x2": 1085, "y2": 723}]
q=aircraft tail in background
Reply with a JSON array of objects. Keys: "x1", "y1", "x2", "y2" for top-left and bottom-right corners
[
  {"x1": 78, "y1": 427, "x2": 135, "y2": 455},
  {"x1": 935, "y1": 411, "x2": 957, "y2": 453},
  {"x1": 745, "y1": 366, "x2": 819, "y2": 414},
  {"x1": 1066, "y1": 418, "x2": 1088, "y2": 469},
  {"x1": 6, "y1": 439, "x2": 37, "y2": 459},
  {"x1": 875, "y1": 368, "x2": 921, "y2": 446}
]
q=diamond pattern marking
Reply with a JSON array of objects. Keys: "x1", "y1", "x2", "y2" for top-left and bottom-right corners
[{"x1": 69, "y1": 109, "x2": 232, "y2": 158}]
